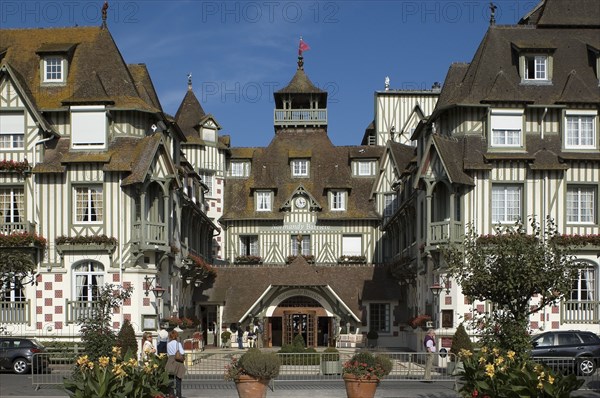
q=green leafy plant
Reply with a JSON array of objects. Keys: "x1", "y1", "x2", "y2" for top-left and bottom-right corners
[
  {"x1": 450, "y1": 323, "x2": 473, "y2": 362},
  {"x1": 342, "y1": 351, "x2": 393, "y2": 380},
  {"x1": 64, "y1": 346, "x2": 170, "y2": 398},
  {"x1": 224, "y1": 348, "x2": 281, "y2": 381},
  {"x1": 221, "y1": 331, "x2": 232, "y2": 346},
  {"x1": 457, "y1": 347, "x2": 584, "y2": 398},
  {"x1": 278, "y1": 334, "x2": 320, "y2": 365},
  {"x1": 322, "y1": 347, "x2": 340, "y2": 361},
  {"x1": 234, "y1": 255, "x2": 262, "y2": 264},
  {"x1": 115, "y1": 319, "x2": 138, "y2": 359},
  {"x1": 55, "y1": 234, "x2": 117, "y2": 246}
]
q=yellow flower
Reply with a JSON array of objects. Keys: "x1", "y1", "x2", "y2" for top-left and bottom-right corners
[
  {"x1": 112, "y1": 346, "x2": 122, "y2": 357},
  {"x1": 112, "y1": 364, "x2": 127, "y2": 378},
  {"x1": 479, "y1": 356, "x2": 486, "y2": 365},
  {"x1": 485, "y1": 363, "x2": 495, "y2": 378},
  {"x1": 127, "y1": 358, "x2": 138, "y2": 367},
  {"x1": 112, "y1": 356, "x2": 117, "y2": 364},
  {"x1": 537, "y1": 381, "x2": 544, "y2": 390},
  {"x1": 87, "y1": 361, "x2": 94, "y2": 370},
  {"x1": 507, "y1": 350, "x2": 516, "y2": 360},
  {"x1": 481, "y1": 347, "x2": 488, "y2": 354},
  {"x1": 459, "y1": 349, "x2": 472, "y2": 358},
  {"x1": 548, "y1": 375, "x2": 555, "y2": 384},
  {"x1": 158, "y1": 353, "x2": 167, "y2": 359},
  {"x1": 76, "y1": 355, "x2": 89, "y2": 367},
  {"x1": 494, "y1": 356, "x2": 504, "y2": 366},
  {"x1": 98, "y1": 356, "x2": 110, "y2": 368},
  {"x1": 492, "y1": 347, "x2": 500, "y2": 356}
]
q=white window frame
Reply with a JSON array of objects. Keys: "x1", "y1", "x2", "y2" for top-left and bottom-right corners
[
  {"x1": 571, "y1": 264, "x2": 596, "y2": 302},
  {"x1": 491, "y1": 185, "x2": 522, "y2": 224},
  {"x1": 202, "y1": 127, "x2": 216, "y2": 142},
  {"x1": 490, "y1": 110, "x2": 523, "y2": 147},
  {"x1": 198, "y1": 170, "x2": 214, "y2": 197},
  {"x1": 342, "y1": 235, "x2": 362, "y2": 256},
  {"x1": 368, "y1": 303, "x2": 391, "y2": 334},
  {"x1": 256, "y1": 191, "x2": 272, "y2": 212},
  {"x1": 0, "y1": 187, "x2": 24, "y2": 224},
  {"x1": 565, "y1": 111, "x2": 597, "y2": 149},
  {"x1": 70, "y1": 105, "x2": 107, "y2": 149},
  {"x1": 239, "y1": 235, "x2": 259, "y2": 256},
  {"x1": 291, "y1": 159, "x2": 309, "y2": 177},
  {"x1": 0, "y1": 112, "x2": 25, "y2": 150},
  {"x1": 331, "y1": 190, "x2": 346, "y2": 211},
  {"x1": 291, "y1": 235, "x2": 311, "y2": 256},
  {"x1": 74, "y1": 185, "x2": 103, "y2": 223},
  {"x1": 525, "y1": 55, "x2": 548, "y2": 81},
  {"x1": 43, "y1": 56, "x2": 66, "y2": 83},
  {"x1": 356, "y1": 160, "x2": 373, "y2": 176},
  {"x1": 384, "y1": 193, "x2": 396, "y2": 218},
  {"x1": 230, "y1": 161, "x2": 248, "y2": 177},
  {"x1": 73, "y1": 261, "x2": 104, "y2": 302},
  {"x1": 566, "y1": 186, "x2": 596, "y2": 224}
]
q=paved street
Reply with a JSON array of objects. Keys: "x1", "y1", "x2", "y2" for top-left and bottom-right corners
[{"x1": 1, "y1": 371, "x2": 599, "y2": 398}]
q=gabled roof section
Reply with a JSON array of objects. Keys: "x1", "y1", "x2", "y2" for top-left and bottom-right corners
[
  {"x1": 121, "y1": 134, "x2": 172, "y2": 186},
  {"x1": 175, "y1": 88, "x2": 206, "y2": 138},
  {"x1": 280, "y1": 185, "x2": 322, "y2": 211},
  {"x1": 276, "y1": 68, "x2": 325, "y2": 94},
  {"x1": 431, "y1": 135, "x2": 474, "y2": 186},
  {"x1": 128, "y1": 63, "x2": 162, "y2": 112},
  {"x1": 556, "y1": 70, "x2": 599, "y2": 103},
  {"x1": 399, "y1": 104, "x2": 426, "y2": 137},
  {"x1": 534, "y1": 0, "x2": 600, "y2": 27},
  {"x1": 0, "y1": 26, "x2": 161, "y2": 112},
  {"x1": 388, "y1": 141, "x2": 415, "y2": 176}
]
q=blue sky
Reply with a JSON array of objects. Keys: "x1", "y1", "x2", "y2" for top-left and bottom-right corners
[{"x1": 2, "y1": 0, "x2": 539, "y2": 147}]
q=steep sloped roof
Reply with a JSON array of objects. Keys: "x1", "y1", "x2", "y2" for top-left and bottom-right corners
[
  {"x1": 175, "y1": 89, "x2": 206, "y2": 137},
  {"x1": 275, "y1": 68, "x2": 325, "y2": 94}
]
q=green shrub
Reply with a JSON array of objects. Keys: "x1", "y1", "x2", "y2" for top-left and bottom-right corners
[
  {"x1": 367, "y1": 330, "x2": 379, "y2": 340},
  {"x1": 116, "y1": 319, "x2": 138, "y2": 359},
  {"x1": 342, "y1": 351, "x2": 392, "y2": 379},
  {"x1": 450, "y1": 323, "x2": 473, "y2": 362},
  {"x1": 322, "y1": 347, "x2": 340, "y2": 361},
  {"x1": 232, "y1": 348, "x2": 281, "y2": 380},
  {"x1": 292, "y1": 334, "x2": 306, "y2": 349}
]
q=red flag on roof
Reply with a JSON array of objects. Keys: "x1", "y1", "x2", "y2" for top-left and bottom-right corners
[{"x1": 298, "y1": 38, "x2": 310, "y2": 55}]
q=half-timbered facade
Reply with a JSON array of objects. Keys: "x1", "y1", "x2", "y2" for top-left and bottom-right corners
[
  {"x1": 0, "y1": 23, "x2": 216, "y2": 338},
  {"x1": 382, "y1": 0, "x2": 600, "y2": 349}
]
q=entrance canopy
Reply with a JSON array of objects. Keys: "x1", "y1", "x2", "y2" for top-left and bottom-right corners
[{"x1": 238, "y1": 285, "x2": 360, "y2": 323}]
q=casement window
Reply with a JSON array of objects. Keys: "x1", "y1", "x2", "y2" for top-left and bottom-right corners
[
  {"x1": 198, "y1": 171, "x2": 214, "y2": 196},
  {"x1": 2, "y1": 277, "x2": 25, "y2": 302},
  {"x1": 75, "y1": 186, "x2": 103, "y2": 223},
  {"x1": 567, "y1": 186, "x2": 595, "y2": 224},
  {"x1": 356, "y1": 160, "x2": 374, "y2": 176},
  {"x1": 369, "y1": 303, "x2": 390, "y2": 333},
  {"x1": 291, "y1": 235, "x2": 311, "y2": 256},
  {"x1": 73, "y1": 262, "x2": 104, "y2": 302},
  {"x1": 491, "y1": 185, "x2": 521, "y2": 224},
  {"x1": 0, "y1": 112, "x2": 25, "y2": 149},
  {"x1": 342, "y1": 235, "x2": 362, "y2": 256},
  {"x1": 291, "y1": 159, "x2": 309, "y2": 177},
  {"x1": 239, "y1": 235, "x2": 259, "y2": 256},
  {"x1": 256, "y1": 191, "x2": 272, "y2": 211},
  {"x1": 490, "y1": 110, "x2": 523, "y2": 147},
  {"x1": 384, "y1": 193, "x2": 396, "y2": 218},
  {"x1": 524, "y1": 55, "x2": 548, "y2": 80},
  {"x1": 229, "y1": 161, "x2": 249, "y2": 177},
  {"x1": 565, "y1": 112, "x2": 596, "y2": 149},
  {"x1": 571, "y1": 265, "x2": 596, "y2": 301},
  {"x1": 0, "y1": 187, "x2": 24, "y2": 223},
  {"x1": 331, "y1": 191, "x2": 346, "y2": 211},
  {"x1": 70, "y1": 106, "x2": 107, "y2": 149},
  {"x1": 43, "y1": 57, "x2": 66, "y2": 83}
]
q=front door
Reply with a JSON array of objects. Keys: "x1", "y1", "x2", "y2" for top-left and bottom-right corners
[{"x1": 283, "y1": 311, "x2": 316, "y2": 347}]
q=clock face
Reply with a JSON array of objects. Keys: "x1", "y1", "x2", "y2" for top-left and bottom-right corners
[{"x1": 295, "y1": 197, "x2": 307, "y2": 208}]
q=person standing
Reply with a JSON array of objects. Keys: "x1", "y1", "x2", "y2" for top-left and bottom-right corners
[
  {"x1": 166, "y1": 330, "x2": 186, "y2": 398},
  {"x1": 157, "y1": 328, "x2": 168, "y2": 354},
  {"x1": 141, "y1": 332, "x2": 156, "y2": 361},
  {"x1": 255, "y1": 321, "x2": 263, "y2": 348},
  {"x1": 424, "y1": 329, "x2": 436, "y2": 381},
  {"x1": 237, "y1": 326, "x2": 244, "y2": 349}
]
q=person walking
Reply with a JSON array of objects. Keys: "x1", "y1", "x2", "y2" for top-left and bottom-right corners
[
  {"x1": 141, "y1": 332, "x2": 156, "y2": 361},
  {"x1": 165, "y1": 330, "x2": 186, "y2": 398},
  {"x1": 424, "y1": 329, "x2": 436, "y2": 381}
]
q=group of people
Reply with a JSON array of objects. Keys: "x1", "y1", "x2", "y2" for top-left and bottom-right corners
[
  {"x1": 234, "y1": 322, "x2": 263, "y2": 349},
  {"x1": 141, "y1": 329, "x2": 186, "y2": 398}
]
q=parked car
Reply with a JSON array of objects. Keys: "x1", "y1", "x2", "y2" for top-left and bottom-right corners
[
  {"x1": 0, "y1": 337, "x2": 48, "y2": 374},
  {"x1": 531, "y1": 330, "x2": 600, "y2": 376}
]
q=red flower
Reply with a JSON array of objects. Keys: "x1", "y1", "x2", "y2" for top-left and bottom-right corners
[{"x1": 472, "y1": 390, "x2": 479, "y2": 397}]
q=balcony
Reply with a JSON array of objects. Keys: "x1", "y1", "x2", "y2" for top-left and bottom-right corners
[
  {"x1": 560, "y1": 300, "x2": 599, "y2": 324},
  {"x1": 428, "y1": 220, "x2": 464, "y2": 246},
  {"x1": 274, "y1": 109, "x2": 327, "y2": 127},
  {"x1": 0, "y1": 221, "x2": 36, "y2": 235},
  {"x1": 132, "y1": 222, "x2": 167, "y2": 248},
  {"x1": 66, "y1": 300, "x2": 100, "y2": 324},
  {"x1": 0, "y1": 300, "x2": 30, "y2": 325}
]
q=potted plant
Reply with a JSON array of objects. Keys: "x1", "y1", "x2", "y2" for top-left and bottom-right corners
[
  {"x1": 221, "y1": 331, "x2": 232, "y2": 348},
  {"x1": 342, "y1": 351, "x2": 393, "y2": 398},
  {"x1": 225, "y1": 348, "x2": 281, "y2": 398},
  {"x1": 448, "y1": 323, "x2": 473, "y2": 375},
  {"x1": 321, "y1": 347, "x2": 341, "y2": 375},
  {"x1": 366, "y1": 330, "x2": 379, "y2": 348}
]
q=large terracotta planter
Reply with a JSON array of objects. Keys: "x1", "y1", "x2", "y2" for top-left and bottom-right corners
[
  {"x1": 234, "y1": 375, "x2": 270, "y2": 398},
  {"x1": 343, "y1": 374, "x2": 379, "y2": 398}
]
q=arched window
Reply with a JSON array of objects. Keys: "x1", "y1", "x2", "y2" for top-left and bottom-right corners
[
  {"x1": 73, "y1": 261, "x2": 104, "y2": 302},
  {"x1": 571, "y1": 262, "x2": 597, "y2": 301}
]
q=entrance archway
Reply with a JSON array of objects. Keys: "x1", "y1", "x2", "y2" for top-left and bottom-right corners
[{"x1": 270, "y1": 296, "x2": 332, "y2": 348}]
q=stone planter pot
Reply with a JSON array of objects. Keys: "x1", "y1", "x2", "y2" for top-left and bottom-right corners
[
  {"x1": 234, "y1": 375, "x2": 270, "y2": 398},
  {"x1": 321, "y1": 360, "x2": 342, "y2": 375},
  {"x1": 343, "y1": 374, "x2": 379, "y2": 398}
]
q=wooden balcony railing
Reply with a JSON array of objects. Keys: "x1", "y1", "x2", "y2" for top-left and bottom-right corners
[
  {"x1": 560, "y1": 300, "x2": 599, "y2": 324},
  {"x1": 274, "y1": 109, "x2": 327, "y2": 126},
  {"x1": 0, "y1": 300, "x2": 30, "y2": 325},
  {"x1": 132, "y1": 222, "x2": 167, "y2": 247},
  {"x1": 0, "y1": 221, "x2": 36, "y2": 235},
  {"x1": 66, "y1": 300, "x2": 100, "y2": 324},
  {"x1": 428, "y1": 220, "x2": 464, "y2": 246}
]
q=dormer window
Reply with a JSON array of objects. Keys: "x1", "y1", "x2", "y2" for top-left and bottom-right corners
[
  {"x1": 355, "y1": 160, "x2": 375, "y2": 176},
  {"x1": 331, "y1": 190, "x2": 346, "y2": 211},
  {"x1": 44, "y1": 57, "x2": 64, "y2": 82},
  {"x1": 229, "y1": 160, "x2": 250, "y2": 177},
  {"x1": 201, "y1": 127, "x2": 216, "y2": 142},
  {"x1": 525, "y1": 55, "x2": 547, "y2": 80},
  {"x1": 291, "y1": 159, "x2": 309, "y2": 177},
  {"x1": 70, "y1": 106, "x2": 107, "y2": 149},
  {"x1": 490, "y1": 109, "x2": 524, "y2": 148},
  {"x1": 256, "y1": 191, "x2": 272, "y2": 212}
]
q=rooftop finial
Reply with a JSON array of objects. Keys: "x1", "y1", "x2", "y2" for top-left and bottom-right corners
[
  {"x1": 101, "y1": 1, "x2": 108, "y2": 28},
  {"x1": 297, "y1": 37, "x2": 310, "y2": 70},
  {"x1": 385, "y1": 76, "x2": 390, "y2": 91},
  {"x1": 489, "y1": 2, "x2": 497, "y2": 25},
  {"x1": 187, "y1": 73, "x2": 192, "y2": 90}
]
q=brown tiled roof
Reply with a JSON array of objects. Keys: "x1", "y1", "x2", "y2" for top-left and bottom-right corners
[
  {"x1": 388, "y1": 142, "x2": 415, "y2": 175},
  {"x1": 432, "y1": 135, "x2": 475, "y2": 185},
  {"x1": 221, "y1": 129, "x2": 382, "y2": 221},
  {"x1": 0, "y1": 26, "x2": 161, "y2": 112},
  {"x1": 276, "y1": 68, "x2": 325, "y2": 94},
  {"x1": 175, "y1": 89, "x2": 206, "y2": 138},
  {"x1": 200, "y1": 259, "x2": 399, "y2": 324},
  {"x1": 534, "y1": 0, "x2": 600, "y2": 27}
]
